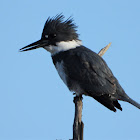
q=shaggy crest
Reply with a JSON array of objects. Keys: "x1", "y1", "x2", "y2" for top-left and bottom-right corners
[{"x1": 41, "y1": 14, "x2": 79, "y2": 40}]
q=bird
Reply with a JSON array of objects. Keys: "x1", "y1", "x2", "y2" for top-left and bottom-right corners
[{"x1": 20, "y1": 14, "x2": 140, "y2": 112}]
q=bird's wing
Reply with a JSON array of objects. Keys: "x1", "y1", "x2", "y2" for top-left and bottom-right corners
[{"x1": 63, "y1": 46, "x2": 117, "y2": 96}]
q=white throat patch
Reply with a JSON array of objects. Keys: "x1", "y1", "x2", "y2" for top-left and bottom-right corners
[{"x1": 44, "y1": 40, "x2": 82, "y2": 55}]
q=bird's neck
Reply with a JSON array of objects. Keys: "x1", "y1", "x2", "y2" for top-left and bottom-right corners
[{"x1": 44, "y1": 40, "x2": 82, "y2": 56}]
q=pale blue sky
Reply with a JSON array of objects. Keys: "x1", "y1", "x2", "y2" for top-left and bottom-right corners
[{"x1": 0, "y1": 0, "x2": 140, "y2": 140}]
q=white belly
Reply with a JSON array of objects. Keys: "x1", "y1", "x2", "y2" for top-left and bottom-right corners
[
  {"x1": 55, "y1": 61, "x2": 68, "y2": 86},
  {"x1": 55, "y1": 60, "x2": 84, "y2": 96}
]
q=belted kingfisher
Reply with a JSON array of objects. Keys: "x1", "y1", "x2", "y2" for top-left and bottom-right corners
[{"x1": 20, "y1": 14, "x2": 140, "y2": 112}]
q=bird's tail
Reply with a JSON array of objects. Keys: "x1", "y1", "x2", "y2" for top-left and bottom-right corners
[{"x1": 120, "y1": 96, "x2": 140, "y2": 109}]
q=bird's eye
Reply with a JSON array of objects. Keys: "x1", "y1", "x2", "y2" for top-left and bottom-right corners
[
  {"x1": 45, "y1": 35, "x2": 49, "y2": 39},
  {"x1": 45, "y1": 34, "x2": 56, "y2": 39}
]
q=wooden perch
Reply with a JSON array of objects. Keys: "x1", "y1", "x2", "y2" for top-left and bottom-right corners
[
  {"x1": 73, "y1": 96, "x2": 84, "y2": 140},
  {"x1": 72, "y1": 42, "x2": 112, "y2": 140},
  {"x1": 98, "y1": 42, "x2": 112, "y2": 57}
]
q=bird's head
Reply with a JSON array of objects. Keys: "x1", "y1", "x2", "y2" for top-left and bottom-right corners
[{"x1": 20, "y1": 14, "x2": 82, "y2": 55}]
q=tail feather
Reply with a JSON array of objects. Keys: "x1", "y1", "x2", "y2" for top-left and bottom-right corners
[{"x1": 121, "y1": 96, "x2": 140, "y2": 109}]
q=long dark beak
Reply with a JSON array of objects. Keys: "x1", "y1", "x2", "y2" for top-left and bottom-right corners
[{"x1": 19, "y1": 39, "x2": 48, "y2": 52}]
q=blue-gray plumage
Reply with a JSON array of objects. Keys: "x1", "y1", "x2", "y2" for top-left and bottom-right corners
[{"x1": 20, "y1": 14, "x2": 140, "y2": 112}]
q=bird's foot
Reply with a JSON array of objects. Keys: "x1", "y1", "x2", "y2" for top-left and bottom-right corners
[{"x1": 73, "y1": 94, "x2": 83, "y2": 103}]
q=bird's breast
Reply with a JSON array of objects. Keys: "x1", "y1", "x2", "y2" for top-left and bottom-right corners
[
  {"x1": 55, "y1": 60, "x2": 68, "y2": 86},
  {"x1": 55, "y1": 60, "x2": 84, "y2": 96}
]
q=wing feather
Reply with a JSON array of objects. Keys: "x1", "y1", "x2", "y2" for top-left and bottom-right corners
[{"x1": 63, "y1": 47, "x2": 116, "y2": 96}]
